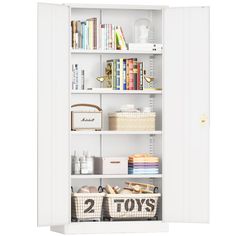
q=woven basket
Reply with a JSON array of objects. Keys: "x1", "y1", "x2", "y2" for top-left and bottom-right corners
[
  {"x1": 109, "y1": 112, "x2": 156, "y2": 131},
  {"x1": 71, "y1": 193, "x2": 105, "y2": 221},
  {"x1": 103, "y1": 193, "x2": 161, "y2": 220}
]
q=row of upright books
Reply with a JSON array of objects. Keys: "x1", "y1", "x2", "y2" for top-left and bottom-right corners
[
  {"x1": 71, "y1": 18, "x2": 127, "y2": 50},
  {"x1": 128, "y1": 153, "x2": 160, "y2": 175},
  {"x1": 72, "y1": 64, "x2": 85, "y2": 91},
  {"x1": 106, "y1": 58, "x2": 144, "y2": 90}
]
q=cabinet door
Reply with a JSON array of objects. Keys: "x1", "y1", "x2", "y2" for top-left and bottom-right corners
[
  {"x1": 38, "y1": 3, "x2": 70, "y2": 226},
  {"x1": 163, "y1": 7, "x2": 209, "y2": 223}
]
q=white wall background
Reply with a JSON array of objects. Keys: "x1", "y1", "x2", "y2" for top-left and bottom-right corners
[{"x1": 0, "y1": 0, "x2": 235, "y2": 235}]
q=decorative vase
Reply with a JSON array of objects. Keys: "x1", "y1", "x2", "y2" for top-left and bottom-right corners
[{"x1": 134, "y1": 18, "x2": 151, "y2": 43}]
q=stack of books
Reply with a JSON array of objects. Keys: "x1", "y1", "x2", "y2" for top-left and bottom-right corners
[
  {"x1": 128, "y1": 154, "x2": 160, "y2": 175},
  {"x1": 71, "y1": 18, "x2": 98, "y2": 50},
  {"x1": 71, "y1": 18, "x2": 127, "y2": 50},
  {"x1": 72, "y1": 64, "x2": 85, "y2": 91},
  {"x1": 99, "y1": 24, "x2": 127, "y2": 50},
  {"x1": 106, "y1": 58, "x2": 144, "y2": 90}
]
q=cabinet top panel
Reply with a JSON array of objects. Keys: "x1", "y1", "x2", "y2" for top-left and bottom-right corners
[{"x1": 65, "y1": 3, "x2": 167, "y2": 10}]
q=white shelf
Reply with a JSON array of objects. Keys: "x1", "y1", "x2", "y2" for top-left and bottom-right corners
[
  {"x1": 71, "y1": 130, "x2": 162, "y2": 135},
  {"x1": 51, "y1": 220, "x2": 168, "y2": 234},
  {"x1": 71, "y1": 49, "x2": 162, "y2": 55},
  {"x1": 71, "y1": 174, "x2": 162, "y2": 179},
  {"x1": 71, "y1": 89, "x2": 162, "y2": 94}
]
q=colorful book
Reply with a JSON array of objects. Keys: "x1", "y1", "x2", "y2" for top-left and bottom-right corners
[
  {"x1": 133, "y1": 58, "x2": 138, "y2": 90},
  {"x1": 126, "y1": 59, "x2": 130, "y2": 90},
  {"x1": 139, "y1": 62, "x2": 143, "y2": 90},
  {"x1": 119, "y1": 58, "x2": 123, "y2": 90},
  {"x1": 123, "y1": 59, "x2": 126, "y2": 90},
  {"x1": 116, "y1": 59, "x2": 120, "y2": 90},
  {"x1": 128, "y1": 59, "x2": 134, "y2": 90},
  {"x1": 113, "y1": 59, "x2": 117, "y2": 89},
  {"x1": 76, "y1": 21, "x2": 82, "y2": 48}
]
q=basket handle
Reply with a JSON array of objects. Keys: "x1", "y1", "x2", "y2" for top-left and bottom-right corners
[
  {"x1": 71, "y1": 103, "x2": 102, "y2": 111},
  {"x1": 98, "y1": 186, "x2": 104, "y2": 193}
]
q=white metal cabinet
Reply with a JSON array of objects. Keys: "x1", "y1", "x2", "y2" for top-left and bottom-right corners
[
  {"x1": 37, "y1": 3, "x2": 70, "y2": 226},
  {"x1": 37, "y1": 3, "x2": 209, "y2": 234},
  {"x1": 162, "y1": 7, "x2": 209, "y2": 223}
]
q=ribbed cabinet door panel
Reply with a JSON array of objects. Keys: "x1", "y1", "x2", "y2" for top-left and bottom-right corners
[
  {"x1": 37, "y1": 3, "x2": 70, "y2": 226},
  {"x1": 163, "y1": 7, "x2": 209, "y2": 223}
]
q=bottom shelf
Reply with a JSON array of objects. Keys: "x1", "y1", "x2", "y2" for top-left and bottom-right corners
[{"x1": 51, "y1": 220, "x2": 168, "y2": 234}]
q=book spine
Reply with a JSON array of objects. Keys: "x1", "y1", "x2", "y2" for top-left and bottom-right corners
[
  {"x1": 76, "y1": 21, "x2": 81, "y2": 48},
  {"x1": 93, "y1": 18, "x2": 97, "y2": 49},
  {"x1": 115, "y1": 26, "x2": 123, "y2": 50},
  {"x1": 72, "y1": 64, "x2": 75, "y2": 90},
  {"x1": 88, "y1": 20, "x2": 93, "y2": 50},
  {"x1": 116, "y1": 59, "x2": 120, "y2": 90},
  {"x1": 101, "y1": 24, "x2": 105, "y2": 50},
  {"x1": 97, "y1": 24, "x2": 100, "y2": 50},
  {"x1": 119, "y1": 58, "x2": 123, "y2": 91},
  {"x1": 133, "y1": 58, "x2": 138, "y2": 90},
  {"x1": 105, "y1": 24, "x2": 107, "y2": 50},
  {"x1": 111, "y1": 25, "x2": 114, "y2": 50},
  {"x1": 84, "y1": 21, "x2": 88, "y2": 49},
  {"x1": 113, "y1": 25, "x2": 116, "y2": 50},
  {"x1": 140, "y1": 62, "x2": 143, "y2": 90},
  {"x1": 119, "y1": 26, "x2": 127, "y2": 49},
  {"x1": 106, "y1": 24, "x2": 109, "y2": 50},
  {"x1": 81, "y1": 69, "x2": 85, "y2": 90},
  {"x1": 128, "y1": 59, "x2": 134, "y2": 90},
  {"x1": 126, "y1": 59, "x2": 129, "y2": 90},
  {"x1": 113, "y1": 59, "x2": 117, "y2": 89},
  {"x1": 77, "y1": 66, "x2": 81, "y2": 90},
  {"x1": 81, "y1": 22, "x2": 85, "y2": 49},
  {"x1": 123, "y1": 59, "x2": 126, "y2": 90},
  {"x1": 109, "y1": 24, "x2": 112, "y2": 49},
  {"x1": 71, "y1": 21, "x2": 77, "y2": 49},
  {"x1": 137, "y1": 62, "x2": 140, "y2": 90}
]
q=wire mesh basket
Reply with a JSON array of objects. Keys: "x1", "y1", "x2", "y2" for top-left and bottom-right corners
[
  {"x1": 109, "y1": 112, "x2": 156, "y2": 131},
  {"x1": 103, "y1": 193, "x2": 161, "y2": 220},
  {"x1": 71, "y1": 193, "x2": 105, "y2": 222}
]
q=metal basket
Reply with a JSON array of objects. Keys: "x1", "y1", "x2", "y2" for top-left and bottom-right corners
[
  {"x1": 71, "y1": 193, "x2": 105, "y2": 222},
  {"x1": 103, "y1": 193, "x2": 161, "y2": 220}
]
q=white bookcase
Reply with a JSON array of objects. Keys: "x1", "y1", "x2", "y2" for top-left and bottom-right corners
[{"x1": 37, "y1": 3, "x2": 209, "y2": 234}]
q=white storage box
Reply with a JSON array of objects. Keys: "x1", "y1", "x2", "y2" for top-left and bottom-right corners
[
  {"x1": 103, "y1": 193, "x2": 161, "y2": 220},
  {"x1": 94, "y1": 157, "x2": 128, "y2": 175},
  {"x1": 71, "y1": 104, "x2": 102, "y2": 131},
  {"x1": 109, "y1": 112, "x2": 156, "y2": 131},
  {"x1": 71, "y1": 193, "x2": 105, "y2": 221}
]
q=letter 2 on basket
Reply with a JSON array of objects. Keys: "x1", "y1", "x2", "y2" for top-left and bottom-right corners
[
  {"x1": 113, "y1": 198, "x2": 156, "y2": 212},
  {"x1": 84, "y1": 199, "x2": 95, "y2": 213}
]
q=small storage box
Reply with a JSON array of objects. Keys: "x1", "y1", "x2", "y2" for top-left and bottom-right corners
[
  {"x1": 71, "y1": 193, "x2": 105, "y2": 221},
  {"x1": 94, "y1": 157, "x2": 128, "y2": 175},
  {"x1": 109, "y1": 112, "x2": 156, "y2": 131},
  {"x1": 71, "y1": 104, "x2": 102, "y2": 131},
  {"x1": 103, "y1": 193, "x2": 161, "y2": 220}
]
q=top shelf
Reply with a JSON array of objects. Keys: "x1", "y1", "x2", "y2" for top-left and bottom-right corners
[{"x1": 71, "y1": 49, "x2": 162, "y2": 55}]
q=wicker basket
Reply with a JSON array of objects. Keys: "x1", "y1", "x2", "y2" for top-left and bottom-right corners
[
  {"x1": 103, "y1": 193, "x2": 161, "y2": 220},
  {"x1": 71, "y1": 193, "x2": 105, "y2": 221},
  {"x1": 109, "y1": 112, "x2": 156, "y2": 131}
]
